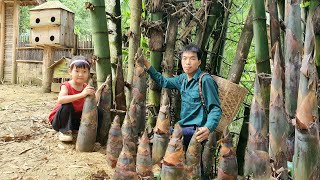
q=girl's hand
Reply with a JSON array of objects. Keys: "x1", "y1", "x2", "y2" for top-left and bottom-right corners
[
  {"x1": 195, "y1": 127, "x2": 210, "y2": 142},
  {"x1": 82, "y1": 86, "x2": 95, "y2": 97}
]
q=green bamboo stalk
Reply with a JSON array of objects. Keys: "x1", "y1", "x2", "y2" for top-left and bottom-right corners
[
  {"x1": 88, "y1": 0, "x2": 111, "y2": 87},
  {"x1": 105, "y1": 0, "x2": 122, "y2": 80},
  {"x1": 147, "y1": 0, "x2": 165, "y2": 120},
  {"x1": 252, "y1": 0, "x2": 271, "y2": 74},
  {"x1": 126, "y1": 0, "x2": 142, "y2": 107}
]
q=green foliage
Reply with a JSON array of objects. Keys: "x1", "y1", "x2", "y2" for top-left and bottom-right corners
[
  {"x1": 19, "y1": 6, "x2": 31, "y2": 34},
  {"x1": 300, "y1": 1, "x2": 310, "y2": 8}
]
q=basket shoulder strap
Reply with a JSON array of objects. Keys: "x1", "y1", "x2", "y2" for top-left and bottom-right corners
[{"x1": 199, "y1": 72, "x2": 211, "y2": 115}]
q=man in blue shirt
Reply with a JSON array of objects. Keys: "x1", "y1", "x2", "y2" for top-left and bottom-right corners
[{"x1": 143, "y1": 44, "x2": 222, "y2": 147}]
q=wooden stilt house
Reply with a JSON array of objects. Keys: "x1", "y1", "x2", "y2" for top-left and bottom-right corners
[{"x1": 0, "y1": 0, "x2": 45, "y2": 83}]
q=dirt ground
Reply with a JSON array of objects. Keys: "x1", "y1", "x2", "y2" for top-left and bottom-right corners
[{"x1": 0, "y1": 84, "x2": 114, "y2": 180}]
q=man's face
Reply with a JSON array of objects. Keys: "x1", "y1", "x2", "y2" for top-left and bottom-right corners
[{"x1": 181, "y1": 51, "x2": 201, "y2": 77}]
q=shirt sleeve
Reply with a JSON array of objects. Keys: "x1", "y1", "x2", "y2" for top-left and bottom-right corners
[
  {"x1": 146, "y1": 66, "x2": 182, "y2": 90},
  {"x1": 202, "y1": 75, "x2": 222, "y2": 132}
]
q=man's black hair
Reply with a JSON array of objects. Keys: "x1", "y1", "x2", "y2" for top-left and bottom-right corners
[{"x1": 180, "y1": 44, "x2": 202, "y2": 60}]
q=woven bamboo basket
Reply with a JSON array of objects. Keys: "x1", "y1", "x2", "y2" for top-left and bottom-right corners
[{"x1": 212, "y1": 75, "x2": 248, "y2": 133}]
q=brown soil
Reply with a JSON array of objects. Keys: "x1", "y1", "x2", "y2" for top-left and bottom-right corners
[{"x1": 0, "y1": 84, "x2": 114, "y2": 180}]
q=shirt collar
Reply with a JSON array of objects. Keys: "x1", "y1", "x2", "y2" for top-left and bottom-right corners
[{"x1": 191, "y1": 68, "x2": 202, "y2": 81}]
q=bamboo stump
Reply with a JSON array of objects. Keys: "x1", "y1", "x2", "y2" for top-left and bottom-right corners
[{"x1": 42, "y1": 46, "x2": 54, "y2": 93}]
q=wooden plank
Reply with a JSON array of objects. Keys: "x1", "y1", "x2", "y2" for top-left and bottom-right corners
[
  {"x1": 0, "y1": 1, "x2": 5, "y2": 80},
  {"x1": 12, "y1": 0, "x2": 18, "y2": 83},
  {"x1": 16, "y1": 59, "x2": 43, "y2": 63},
  {"x1": 17, "y1": 46, "x2": 43, "y2": 50},
  {"x1": 3, "y1": 3, "x2": 13, "y2": 82}
]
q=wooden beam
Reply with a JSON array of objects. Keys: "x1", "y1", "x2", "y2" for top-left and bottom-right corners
[
  {"x1": 0, "y1": 1, "x2": 5, "y2": 81},
  {"x1": 16, "y1": 60, "x2": 43, "y2": 63},
  {"x1": 11, "y1": 0, "x2": 18, "y2": 83}
]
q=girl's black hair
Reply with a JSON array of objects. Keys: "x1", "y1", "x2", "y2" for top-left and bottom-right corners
[
  {"x1": 69, "y1": 56, "x2": 90, "y2": 69},
  {"x1": 180, "y1": 44, "x2": 202, "y2": 60}
]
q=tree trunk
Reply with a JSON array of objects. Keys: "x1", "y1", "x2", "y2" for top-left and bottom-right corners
[
  {"x1": 0, "y1": 2, "x2": 5, "y2": 81},
  {"x1": 252, "y1": 0, "x2": 271, "y2": 149},
  {"x1": 269, "y1": 42, "x2": 289, "y2": 179},
  {"x1": 252, "y1": 0, "x2": 271, "y2": 74},
  {"x1": 126, "y1": 0, "x2": 142, "y2": 107},
  {"x1": 11, "y1": 1, "x2": 18, "y2": 84},
  {"x1": 284, "y1": 1, "x2": 302, "y2": 161},
  {"x1": 199, "y1": 0, "x2": 224, "y2": 71},
  {"x1": 277, "y1": 0, "x2": 285, "y2": 53},
  {"x1": 284, "y1": 0, "x2": 302, "y2": 120},
  {"x1": 228, "y1": 7, "x2": 253, "y2": 84},
  {"x1": 268, "y1": 0, "x2": 284, "y2": 69},
  {"x1": 163, "y1": 10, "x2": 179, "y2": 124},
  {"x1": 42, "y1": 47, "x2": 54, "y2": 93},
  {"x1": 194, "y1": 1, "x2": 209, "y2": 46},
  {"x1": 147, "y1": 0, "x2": 165, "y2": 124},
  {"x1": 208, "y1": 0, "x2": 231, "y2": 75},
  {"x1": 294, "y1": 5, "x2": 320, "y2": 179},
  {"x1": 202, "y1": 132, "x2": 217, "y2": 178},
  {"x1": 105, "y1": 0, "x2": 122, "y2": 81},
  {"x1": 89, "y1": 0, "x2": 111, "y2": 87},
  {"x1": 163, "y1": 14, "x2": 179, "y2": 78},
  {"x1": 312, "y1": 1, "x2": 320, "y2": 75},
  {"x1": 236, "y1": 106, "x2": 250, "y2": 176},
  {"x1": 244, "y1": 74, "x2": 271, "y2": 179}
]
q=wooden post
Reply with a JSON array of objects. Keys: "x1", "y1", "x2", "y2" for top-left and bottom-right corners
[
  {"x1": 0, "y1": 1, "x2": 5, "y2": 81},
  {"x1": 11, "y1": 0, "x2": 18, "y2": 84},
  {"x1": 72, "y1": 34, "x2": 78, "y2": 55},
  {"x1": 42, "y1": 46, "x2": 54, "y2": 93}
]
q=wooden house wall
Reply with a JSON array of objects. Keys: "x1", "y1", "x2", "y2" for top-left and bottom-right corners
[{"x1": 4, "y1": 3, "x2": 13, "y2": 82}]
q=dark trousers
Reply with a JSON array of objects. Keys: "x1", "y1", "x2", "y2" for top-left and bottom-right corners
[
  {"x1": 181, "y1": 125, "x2": 210, "y2": 180},
  {"x1": 51, "y1": 103, "x2": 103, "y2": 133}
]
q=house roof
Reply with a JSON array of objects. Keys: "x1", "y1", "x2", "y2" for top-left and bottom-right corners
[
  {"x1": 49, "y1": 57, "x2": 71, "y2": 69},
  {"x1": 30, "y1": 1, "x2": 74, "y2": 13},
  {"x1": 6, "y1": 0, "x2": 46, "y2": 6}
]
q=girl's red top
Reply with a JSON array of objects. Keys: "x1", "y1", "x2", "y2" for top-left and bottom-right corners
[{"x1": 48, "y1": 81, "x2": 87, "y2": 122}]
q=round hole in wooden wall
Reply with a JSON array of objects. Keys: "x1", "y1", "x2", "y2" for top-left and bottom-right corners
[
  {"x1": 50, "y1": 36, "x2": 55, "y2": 41},
  {"x1": 35, "y1": 37, "x2": 39, "y2": 42},
  {"x1": 51, "y1": 17, "x2": 55, "y2": 22},
  {"x1": 35, "y1": 18, "x2": 40, "y2": 23}
]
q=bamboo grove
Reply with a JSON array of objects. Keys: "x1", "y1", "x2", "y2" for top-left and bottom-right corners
[{"x1": 76, "y1": 0, "x2": 320, "y2": 179}]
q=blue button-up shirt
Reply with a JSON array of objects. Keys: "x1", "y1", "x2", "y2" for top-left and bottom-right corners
[{"x1": 147, "y1": 66, "x2": 222, "y2": 132}]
